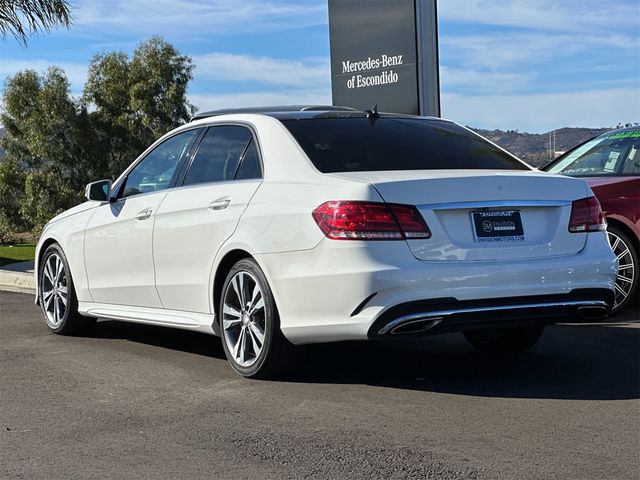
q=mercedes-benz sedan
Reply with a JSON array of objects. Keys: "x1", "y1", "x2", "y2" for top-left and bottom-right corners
[{"x1": 35, "y1": 106, "x2": 617, "y2": 378}]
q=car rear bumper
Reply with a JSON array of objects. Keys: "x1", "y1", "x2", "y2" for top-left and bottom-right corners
[
  {"x1": 256, "y1": 232, "x2": 617, "y2": 345},
  {"x1": 367, "y1": 288, "x2": 613, "y2": 338}
]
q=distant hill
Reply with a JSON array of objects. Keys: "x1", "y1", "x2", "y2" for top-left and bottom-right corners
[{"x1": 470, "y1": 127, "x2": 611, "y2": 168}]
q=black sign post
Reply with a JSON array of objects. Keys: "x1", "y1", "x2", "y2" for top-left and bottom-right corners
[{"x1": 328, "y1": 0, "x2": 440, "y2": 116}]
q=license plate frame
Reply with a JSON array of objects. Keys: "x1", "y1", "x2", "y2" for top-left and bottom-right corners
[{"x1": 471, "y1": 210, "x2": 525, "y2": 243}]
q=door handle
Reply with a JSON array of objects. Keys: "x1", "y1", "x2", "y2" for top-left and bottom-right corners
[
  {"x1": 135, "y1": 208, "x2": 153, "y2": 220},
  {"x1": 209, "y1": 199, "x2": 230, "y2": 211}
]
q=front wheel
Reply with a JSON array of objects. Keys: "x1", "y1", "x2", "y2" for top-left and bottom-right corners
[
  {"x1": 219, "y1": 258, "x2": 294, "y2": 378},
  {"x1": 38, "y1": 244, "x2": 91, "y2": 335},
  {"x1": 463, "y1": 325, "x2": 545, "y2": 354}
]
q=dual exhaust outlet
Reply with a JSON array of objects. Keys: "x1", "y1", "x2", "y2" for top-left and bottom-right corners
[{"x1": 378, "y1": 301, "x2": 610, "y2": 336}]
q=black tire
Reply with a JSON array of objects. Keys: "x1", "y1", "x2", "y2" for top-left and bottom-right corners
[
  {"x1": 608, "y1": 224, "x2": 638, "y2": 314},
  {"x1": 38, "y1": 243, "x2": 91, "y2": 335},
  {"x1": 463, "y1": 325, "x2": 545, "y2": 355},
  {"x1": 219, "y1": 258, "x2": 294, "y2": 378}
]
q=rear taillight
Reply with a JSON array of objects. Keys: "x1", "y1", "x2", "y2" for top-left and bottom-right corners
[
  {"x1": 568, "y1": 196, "x2": 606, "y2": 233},
  {"x1": 312, "y1": 201, "x2": 431, "y2": 240}
]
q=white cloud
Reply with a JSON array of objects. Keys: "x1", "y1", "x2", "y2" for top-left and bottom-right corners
[
  {"x1": 439, "y1": 0, "x2": 639, "y2": 33},
  {"x1": 440, "y1": 32, "x2": 636, "y2": 71},
  {"x1": 193, "y1": 53, "x2": 330, "y2": 88},
  {"x1": 440, "y1": 67, "x2": 532, "y2": 93},
  {"x1": 0, "y1": 59, "x2": 87, "y2": 93},
  {"x1": 442, "y1": 88, "x2": 640, "y2": 132},
  {"x1": 73, "y1": 0, "x2": 326, "y2": 37},
  {"x1": 189, "y1": 90, "x2": 331, "y2": 112}
]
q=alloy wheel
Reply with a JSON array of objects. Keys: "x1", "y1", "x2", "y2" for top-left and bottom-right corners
[
  {"x1": 41, "y1": 253, "x2": 69, "y2": 328},
  {"x1": 222, "y1": 271, "x2": 266, "y2": 367},
  {"x1": 608, "y1": 231, "x2": 635, "y2": 310}
]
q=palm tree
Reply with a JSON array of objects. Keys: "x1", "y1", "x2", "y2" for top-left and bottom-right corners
[{"x1": 0, "y1": 0, "x2": 72, "y2": 46}]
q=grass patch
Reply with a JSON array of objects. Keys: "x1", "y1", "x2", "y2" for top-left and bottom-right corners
[{"x1": 0, "y1": 244, "x2": 36, "y2": 267}]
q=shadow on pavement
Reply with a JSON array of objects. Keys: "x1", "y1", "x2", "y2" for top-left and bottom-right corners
[{"x1": 90, "y1": 313, "x2": 639, "y2": 401}]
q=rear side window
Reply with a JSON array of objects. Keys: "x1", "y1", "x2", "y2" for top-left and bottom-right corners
[
  {"x1": 235, "y1": 139, "x2": 262, "y2": 180},
  {"x1": 282, "y1": 117, "x2": 529, "y2": 172},
  {"x1": 184, "y1": 126, "x2": 252, "y2": 186}
]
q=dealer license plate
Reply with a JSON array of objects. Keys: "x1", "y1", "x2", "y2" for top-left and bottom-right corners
[{"x1": 471, "y1": 210, "x2": 525, "y2": 242}]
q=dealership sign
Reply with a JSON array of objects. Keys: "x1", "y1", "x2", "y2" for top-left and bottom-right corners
[{"x1": 328, "y1": 0, "x2": 440, "y2": 116}]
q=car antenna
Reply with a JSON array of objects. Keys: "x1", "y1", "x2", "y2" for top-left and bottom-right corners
[{"x1": 365, "y1": 104, "x2": 380, "y2": 124}]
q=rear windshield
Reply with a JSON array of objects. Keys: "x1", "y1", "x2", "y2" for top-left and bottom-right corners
[{"x1": 281, "y1": 117, "x2": 528, "y2": 173}]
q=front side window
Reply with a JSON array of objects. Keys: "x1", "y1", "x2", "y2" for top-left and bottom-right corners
[
  {"x1": 547, "y1": 130, "x2": 640, "y2": 176},
  {"x1": 281, "y1": 117, "x2": 529, "y2": 173},
  {"x1": 183, "y1": 126, "x2": 253, "y2": 186},
  {"x1": 121, "y1": 129, "x2": 198, "y2": 198}
]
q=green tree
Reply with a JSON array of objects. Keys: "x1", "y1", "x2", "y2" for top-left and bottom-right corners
[
  {"x1": 84, "y1": 36, "x2": 195, "y2": 175},
  {"x1": 0, "y1": 0, "x2": 72, "y2": 46},
  {"x1": 0, "y1": 37, "x2": 195, "y2": 238},
  {"x1": 0, "y1": 68, "x2": 92, "y2": 233}
]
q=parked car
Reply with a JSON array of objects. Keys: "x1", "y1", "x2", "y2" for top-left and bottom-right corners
[
  {"x1": 544, "y1": 126, "x2": 639, "y2": 313},
  {"x1": 35, "y1": 106, "x2": 617, "y2": 378}
]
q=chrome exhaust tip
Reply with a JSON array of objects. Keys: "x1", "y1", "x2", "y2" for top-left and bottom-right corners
[
  {"x1": 386, "y1": 317, "x2": 443, "y2": 335},
  {"x1": 577, "y1": 305, "x2": 609, "y2": 320}
]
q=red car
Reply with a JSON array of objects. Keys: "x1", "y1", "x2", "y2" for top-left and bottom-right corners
[{"x1": 544, "y1": 127, "x2": 639, "y2": 313}]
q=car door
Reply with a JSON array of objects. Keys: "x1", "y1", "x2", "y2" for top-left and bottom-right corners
[
  {"x1": 153, "y1": 124, "x2": 263, "y2": 313},
  {"x1": 84, "y1": 128, "x2": 200, "y2": 307}
]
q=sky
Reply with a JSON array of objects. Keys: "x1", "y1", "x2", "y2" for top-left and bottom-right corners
[{"x1": 0, "y1": 0, "x2": 638, "y2": 133}]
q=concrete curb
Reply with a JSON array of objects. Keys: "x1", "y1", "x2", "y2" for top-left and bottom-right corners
[{"x1": 0, "y1": 261, "x2": 36, "y2": 294}]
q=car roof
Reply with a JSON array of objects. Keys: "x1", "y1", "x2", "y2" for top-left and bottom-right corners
[
  {"x1": 191, "y1": 105, "x2": 356, "y2": 121},
  {"x1": 190, "y1": 105, "x2": 438, "y2": 122}
]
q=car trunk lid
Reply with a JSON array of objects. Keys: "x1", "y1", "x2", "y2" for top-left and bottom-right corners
[{"x1": 330, "y1": 170, "x2": 591, "y2": 261}]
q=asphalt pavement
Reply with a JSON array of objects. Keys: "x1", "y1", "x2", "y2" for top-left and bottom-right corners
[{"x1": 1, "y1": 290, "x2": 638, "y2": 479}]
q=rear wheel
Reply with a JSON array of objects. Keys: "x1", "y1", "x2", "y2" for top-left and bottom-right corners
[
  {"x1": 463, "y1": 325, "x2": 545, "y2": 354},
  {"x1": 219, "y1": 258, "x2": 294, "y2": 378},
  {"x1": 607, "y1": 225, "x2": 638, "y2": 314},
  {"x1": 38, "y1": 244, "x2": 91, "y2": 335}
]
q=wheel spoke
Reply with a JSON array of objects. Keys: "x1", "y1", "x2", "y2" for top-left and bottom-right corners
[
  {"x1": 223, "y1": 317, "x2": 242, "y2": 331},
  {"x1": 247, "y1": 327, "x2": 261, "y2": 355},
  {"x1": 231, "y1": 328, "x2": 241, "y2": 359},
  {"x1": 223, "y1": 303, "x2": 241, "y2": 318},
  {"x1": 239, "y1": 327, "x2": 247, "y2": 363},
  {"x1": 249, "y1": 297, "x2": 264, "y2": 315},
  {"x1": 42, "y1": 288, "x2": 54, "y2": 301},
  {"x1": 248, "y1": 282, "x2": 260, "y2": 309},
  {"x1": 58, "y1": 291, "x2": 68, "y2": 306},
  {"x1": 609, "y1": 236, "x2": 620, "y2": 251},
  {"x1": 55, "y1": 256, "x2": 64, "y2": 281},
  {"x1": 232, "y1": 273, "x2": 245, "y2": 306},
  {"x1": 248, "y1": 321, "x2": 265, "y2": 345},
  {"x1": 44, "y1": 260, "x2": 55, "y2": 284},
  {"x1": 618, "y1": 263, "x2": 633, "y2": 270},
  {"x1": 617, "y1": 275, "x2": 633, "y2": 285},
  {"x1": 43, "y1": 289, "x2": 54, "y2": 309},
  {"x1": 222, "y1": 303, "x2": 242, "y2": 330},
  {"x1": 53, "y1": 295, "x2": 60, "y2": 322},
  {"x1": 617, "y1": 248, "x2": 630, "y2": 260},
  {"x1": 614, "y1": 283, "x2": 629, "y2": 299}
]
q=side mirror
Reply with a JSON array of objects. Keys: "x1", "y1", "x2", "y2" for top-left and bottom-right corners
[{"x1": 85, "y1": 179, "x2": 112, "y2": 202}]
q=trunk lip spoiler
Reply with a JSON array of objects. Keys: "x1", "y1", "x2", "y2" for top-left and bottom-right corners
[{"x1": 416, "y1": 199, "x2": 571, "y2": 210}]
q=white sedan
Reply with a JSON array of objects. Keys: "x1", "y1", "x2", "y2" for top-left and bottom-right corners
[{"x1": 35, "y1": 106, "x2": 617, "y2": 378}]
